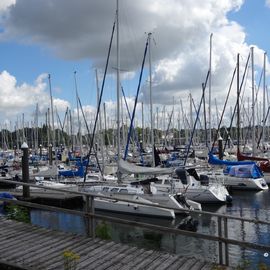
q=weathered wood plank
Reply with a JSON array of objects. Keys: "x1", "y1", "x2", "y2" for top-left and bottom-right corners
[
  {"x1": 76, "y1": 241, "x2": 120, "y2": 269},
  {"x1": 178, "y1": 257, "x2": 198, "y2": 270},
  {"x1": 164, "y1": 257, "x2": 189, "y2": 270},
  {"x1": 97, "y1": 245, "x2": 139, "y2": 270},
  {"x1": 154, "y1": 254, "x2": 183, "y2": 270},
  {"x1": 141, "y1": 252, "x2": 172, "y2": 270},
  {"x1": 92, "y1": 244, "x2": 135, "y2": 270},
  {"x1": 46, "y1": 239, "x2": 112, "y2": 270},
  {"x1": 0, "y1": 217, "x2": 227, "y2": 270},
  {"x1": 132, "y1": 251, "x2": 170, "y2": 270}
]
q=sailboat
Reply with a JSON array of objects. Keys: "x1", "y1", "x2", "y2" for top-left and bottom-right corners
[
  {"x1": 82, "y1": 159, "x2": 201, "y2": 219},
  {"x1": 155, "y1": 167, "x2": 232, "y2": 204},
  {"x1": 207, "y1": 152, "x2": 268, "y2": 190}
]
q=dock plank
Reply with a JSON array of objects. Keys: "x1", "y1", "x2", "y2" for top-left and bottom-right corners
[{"x1": 0, "y1": 217, "x2": 229, "y2": 270}]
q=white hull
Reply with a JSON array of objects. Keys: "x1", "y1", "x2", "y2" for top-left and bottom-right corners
[
  {"x1": 222, "y1": 176, "x2": 268, "y2": 190},
  {"x1": 83, "y1": 185, "x2": 201, "y2": 219},
  {"x1": 261, "y1": 172, "x2": 270, "y2": 185},
  {"x1": 156, "y1": 184, "x2": 230, "y2": 203},
  {"x1": 201, "y1": 170, "x2": 268, "y2": 191},
  {"x1": 16, "y1": 180, "x2": 79, "y2": 194},
  {"x1": 93, "y1": 195, "x2": 175, "y2": 219}
]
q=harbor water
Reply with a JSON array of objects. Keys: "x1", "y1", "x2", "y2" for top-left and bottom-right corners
[{"x1": 30, "y1": 189, "x2": 270, "y2": 268}]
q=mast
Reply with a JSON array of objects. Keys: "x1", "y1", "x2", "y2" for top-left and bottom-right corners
[
  {"x1": 48, "y1": 74, "x2": 55, "y2": 152},
  {"x1": 208, "y1": 33, "x2": 213, "y2": 148},
  {"x1": 251, "y1": 47, "x2": 255, "y2": 155},
  {"x1": 237, "y1": 54, "x2": 240, "y2": 152},
  {"x1": 141, "y1": 102, "x2": 144, "y2": 150},
  {"x1": 74, "y1": 71, "x2": 82, "y2": 161},
  {"x1": 148, "y1": 32, "x2": 155, "y2": 167},
  {"x1": 116, "y1": 0, "x2": 121, "y2": 180},
  {"x1": 95, "y1": 69, "x2": 105, "y2": 174},
  {"x1": 262, "y1": 52, "x2": 266, "y2": 149}
]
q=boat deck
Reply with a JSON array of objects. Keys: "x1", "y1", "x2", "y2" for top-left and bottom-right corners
[{"x1": 0, "y1": 217, "x2": 232, "y2": 270}]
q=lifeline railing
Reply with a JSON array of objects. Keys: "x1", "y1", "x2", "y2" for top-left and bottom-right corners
[{"x1": 0, "y1": 179, "x2": 269, "y2": 267}]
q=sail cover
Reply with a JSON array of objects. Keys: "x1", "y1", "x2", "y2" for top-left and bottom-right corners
[
  {"x1": 223, "y1": 164, "x2": 263, "y2": 179},
  {"x1": 208, "y1": 152, "x2": 255, "y2": 166},
  {"x1": 119, "y1": 159, "x2": 174, "y2": 175}
]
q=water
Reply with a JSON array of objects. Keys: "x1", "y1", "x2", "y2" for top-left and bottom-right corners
[{"x1": 30, "y1": 189, "x2": 270, "y2": 268}]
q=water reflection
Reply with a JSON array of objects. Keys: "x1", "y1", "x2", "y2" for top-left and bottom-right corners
[{"x1": 30, "y1": 189, "x2": 270, "y2": 267}]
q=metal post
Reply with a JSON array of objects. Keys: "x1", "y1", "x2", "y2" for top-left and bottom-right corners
[
  {"x1": 21, "y1": 142, "x2": 30, "y2": 198},
  {"x1": 218, "y1": 216, "x2": 223, "y2": 265},
  {"x1": 224, "y1": 217, "x2": 229, "y2": 266}
]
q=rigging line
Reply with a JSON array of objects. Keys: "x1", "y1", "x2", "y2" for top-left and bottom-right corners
[
  {"x1": 191, "y1": 96, "x2": 204, "y2": 130},
  {"x1": 83, "y1": 15, "x2": 116, "y2": 183},
  {"x1": 257, "y1": 105, "x2": 270, "y2": 148},
  {"x1": 210, "y1": 65, "x2": 236, "y2": 152},
  {"x1": 76, "y1": 93, "x2": 102, "y2": 174},
  {"x1": 240, "y1": 67, "x2": 264, "y2": 149},
  {"x1": 121, "y1": 86, "x2": 144, "y2": 164},
  {"x1": 163, "y1": 109, "x2": 174, "y2": 148},
  {"x1": 223, "y1": 53, "x2": 250, "y2": 152},
  {"x1": 124, "y1": 36, "x2": 149, "y2": 160},
  {"x1": 184, "y1": 71, "x2": 209, "y2": 166},
  {"x1": 62, "y1": 107, "x2": 68, "y2": 132}
]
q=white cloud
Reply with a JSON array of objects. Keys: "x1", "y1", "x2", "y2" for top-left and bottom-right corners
[
  {"x1": 266, "y1": 0, "x2": 270, "y2": 7},
  {"x1": 0, "y1": 71, "x2": 70, "y2": 123},
  {"x1": 0, "y1": 0, "x2": 268, "y2": 128},
  {"x1": 0, "y1": 0, "x2": 15, "y2": 13}
]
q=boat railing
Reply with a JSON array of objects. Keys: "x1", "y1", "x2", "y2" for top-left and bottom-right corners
[{"x1": 0, "y1": 178, "x2": 269, "y2": 267}]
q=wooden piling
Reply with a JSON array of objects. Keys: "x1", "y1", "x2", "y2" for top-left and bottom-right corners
[
  {"x1": 21, "y1": 142, "x2": 30, "y2": 198},
  {"x1": 218, "y1": 135, "x2": 223, "y2": 160}
]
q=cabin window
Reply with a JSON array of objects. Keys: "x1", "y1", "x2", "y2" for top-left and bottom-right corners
[
  {"x1": 102, "y1": 187, "x2": 109, "y2": 192},
  {"x1": 119, "y1": 189, "x2": 128, "y2": 193},
  {"x1": 111, "y1": 188, "x2": 119, "y2": 193},
  {"x1": 88, "y1": 175, "x2": 99, "y2": 181}
]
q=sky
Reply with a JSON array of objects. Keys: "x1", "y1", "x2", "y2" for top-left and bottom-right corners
[{"x1": 0, "y1": 0, "x2": 270, "y2": 132}]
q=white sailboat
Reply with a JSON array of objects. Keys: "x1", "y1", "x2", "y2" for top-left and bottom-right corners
[{"x1": 155, "y1": 167, "x2": 232, "y2": 204}]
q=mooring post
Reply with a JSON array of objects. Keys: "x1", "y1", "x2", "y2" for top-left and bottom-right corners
[
  {"x1": 85, "y1": 195, "x2": 90, "y2": 237},
  {"x1": 90, "y1": 196, "x2": 95, "y2": 239},
  {"x1": 84, "y1": 195, "x2": 95, "y2": 238},
  {"x1": 39, "y1": 144, "x2": 42, "y2": 159},
  {"x1": 224, "y1": 217, "x2": 229, "y2": 266},
  {"x1": 21, "y1": 142, "x2": 30, "y2": 198},
  {"x1": 49, "y1": 144, "x2": 53, "y2": 166},
  {"x1": 218, "y1": 216, "x2": 223, "y2": 265},
  {"x1": 218, "y1": 134, "x2": 223, "y2": 160}
]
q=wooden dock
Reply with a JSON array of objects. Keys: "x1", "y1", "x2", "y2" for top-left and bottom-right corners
[{"x1": 0, "y1": 217, "x2": 231, "y2": 270}]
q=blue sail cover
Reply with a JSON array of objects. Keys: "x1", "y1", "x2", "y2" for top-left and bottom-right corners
[
  {"x1": 208, "y1": 152, "x2": 255, "y2": 166},
  {"x1": 58, "y1": 165, "x2": 84, "y2": 177},
  {"x1": 223, "y1": 164, "x2": 263, "y2": 179}
]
